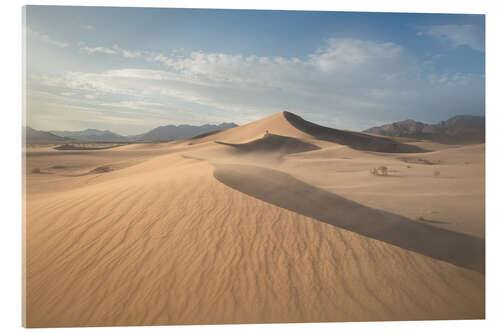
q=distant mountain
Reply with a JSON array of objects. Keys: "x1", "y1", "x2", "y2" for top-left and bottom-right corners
[
  {"x1": 25, "y1": 127, "x2": 71, "y2": 144},
  {"x1": 132, "y1": 122, "x2": 238, "y2": 142},
  {"x1": 51, "y1": 129, "x2": 128, "y2": 142},
  {"x1": 364, "y1": 115, "x2": 485, "y2": 144}
]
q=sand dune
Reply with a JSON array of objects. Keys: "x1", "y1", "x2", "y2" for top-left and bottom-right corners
[
  {"x1": 24, "y1": 111, "x2": 485, "y2": 327},
  {"x1": 188, "y1": 112, "x2": 424, "y2": 154},
  {"x1": 186, "y1": 111, "x2": 311, "y2": 145},
  {"x1": 213, "y1": 163, "x2": 484, "y2": 272}
]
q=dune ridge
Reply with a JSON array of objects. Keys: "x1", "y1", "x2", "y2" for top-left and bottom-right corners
[{"x1": 213, "y1": 163, "x2": 484, "y2": 272}]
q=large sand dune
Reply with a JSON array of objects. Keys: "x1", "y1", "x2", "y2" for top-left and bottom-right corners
[
  {"x1": 188, "y1": 111, "x2": 423, "y2": 153},
  {"x1": 24, "y1": 111, "x2": 485, "y2": 327}
]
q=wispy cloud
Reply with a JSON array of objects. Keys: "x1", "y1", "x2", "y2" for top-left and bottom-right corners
[
  {"x1": 418, "y1": 24, "x2": 484, "y2": 52},
  {"x1": 81, "y1": 24, "x2": 95, "y2": 30},
  {"x1": 81, "y1": 45, "x2": 117, "y2": 55},
  {"x1": 111, "y1": 44, "x2": 142, "y2": 58},
  {"x1": 100, "y1": 101, "x2": 166, "y2": 110},
  {"x1": 35, "y1": 37, "x2": 484, "y2": 131},
  {"x1": 28, "y1": 27, "x2": 68, "y2": 48},
  {"x1": 79, "y1": 43, "x2": 141, "y2": 58}
]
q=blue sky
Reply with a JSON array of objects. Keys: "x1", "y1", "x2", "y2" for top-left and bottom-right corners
[{"x1": 26, "y1": 6, "x2": 485, "y2": 135}]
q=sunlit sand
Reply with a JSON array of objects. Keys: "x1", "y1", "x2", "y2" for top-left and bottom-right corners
[{"x1": 24, "y1": 112, "x2": 484, "y2": 327}]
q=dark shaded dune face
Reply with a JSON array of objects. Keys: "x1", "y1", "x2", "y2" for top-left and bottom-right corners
[
  {"x1": 215, "y1": 133, "x2": 320, "y2": 155},
  {"x1": 282, "y1": 111, "x2": 426, "y2": 153}
]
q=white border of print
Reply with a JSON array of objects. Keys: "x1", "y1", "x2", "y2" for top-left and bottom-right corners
[{"x1": 1, "y1": 1, "x2": 498, "y2": 332}]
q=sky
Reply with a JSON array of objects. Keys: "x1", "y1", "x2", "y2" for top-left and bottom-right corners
[{"x1": 25, "y1": 6, "x2": 485, "y2": 135}]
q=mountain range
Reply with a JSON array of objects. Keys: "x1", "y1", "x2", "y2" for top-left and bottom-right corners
[
  {"x1": 25, "y1": 114, "x2": 484, "y2": 145},
  {"x1": 24, "y1": 127, "x2": 70, "y2": 144},
  {"x1": 131, "y1": 123, "x2": 237, "y2": 142},
  {"x1": 51, "y1": 129, "x2": 129, "y2": 142},
  {"x1": 364, "y1": 115, "x2": 485, "y2": 144},
  {"x1": 24, "y1": 123, "x2": 238, "y2": 143}
]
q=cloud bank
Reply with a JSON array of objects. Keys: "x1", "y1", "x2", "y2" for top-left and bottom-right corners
[{"x1": 30, "y1": 37, "x2": 485, "y2": 134}]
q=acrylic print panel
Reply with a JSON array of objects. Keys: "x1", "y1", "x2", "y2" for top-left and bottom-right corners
[{"x1": 22, "y1": 5, "x2": 485, "y2": 328}]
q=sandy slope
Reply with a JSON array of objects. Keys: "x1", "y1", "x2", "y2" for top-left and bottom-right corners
[
  {"x1": 24, "y1": 112, "x2": 485, "y2": 327},
  {"x1": 281, "y1": 144, "x2": 485, "y2": 238},
  {"x1": 187, "y1": 112, "x2": 310, "y2": 144}
]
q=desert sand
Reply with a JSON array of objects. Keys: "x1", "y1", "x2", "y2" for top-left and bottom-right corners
[{"x1": 23, "y1": 111, "x2": 484, "y2": 327}]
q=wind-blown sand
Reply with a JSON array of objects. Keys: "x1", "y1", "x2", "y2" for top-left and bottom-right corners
[{"x1": 24, "y1": 112, "x2": 484, "y2": 327}]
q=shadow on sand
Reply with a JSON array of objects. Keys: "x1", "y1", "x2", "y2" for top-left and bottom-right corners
[
  {"x1": 213, "y1": 163, "x2": 484, "y2": 273},
  {"x1": 282, "y1": 111, "x2": 426, "y2": 153},
  {"x1": 215, "y1": 133, "x2": 320, "y2": 155}
]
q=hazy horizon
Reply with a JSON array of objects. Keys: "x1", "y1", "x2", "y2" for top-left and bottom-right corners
[
  {"x1": 26, "y1": 111, "x2": 486, "y2": 137},
  {"x1": 25, "y1": 6, "x2": 485, "y2": 136}
]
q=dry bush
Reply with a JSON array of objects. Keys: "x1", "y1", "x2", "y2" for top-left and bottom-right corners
[
  {"x1": 434, "y1": 170, "x2": 441, "y2": 177},
  {"x1": 371, "y1": 166, "x2": 388, "y2": 176},
  {"x1": 31, "y1": 168, "x2": 41, "y2": 174}
]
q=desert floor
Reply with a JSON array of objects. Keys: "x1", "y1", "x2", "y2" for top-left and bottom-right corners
[{"x1": 24, "y1": 112, "x2": 484, "y2": 327}]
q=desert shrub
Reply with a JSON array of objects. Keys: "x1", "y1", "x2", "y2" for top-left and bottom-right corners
[
  {"x1": 378, "y1": 166, "x2": 388, "y2": 175},
  {"x1": 434, "y1": 170, "x2": 441, "y2": 177},
  {"x1": 370, "y1": 166, "x2": 389, "y2": 176},
  {"x1": 31, "y1": 168, "x2": 41, "y2": 174}
]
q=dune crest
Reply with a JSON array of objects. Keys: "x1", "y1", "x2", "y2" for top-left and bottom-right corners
[
  {"x1": 189, "y1": 111, "x2": 424, "y2": 153},
  {"x1": 213, "y1": 163, "x2": 484, "y2": 272}
]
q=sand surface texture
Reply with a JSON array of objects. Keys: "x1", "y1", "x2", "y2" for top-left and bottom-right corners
[{"x1": 24, "y1": 112, "x2": 484, "y2": 327}]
